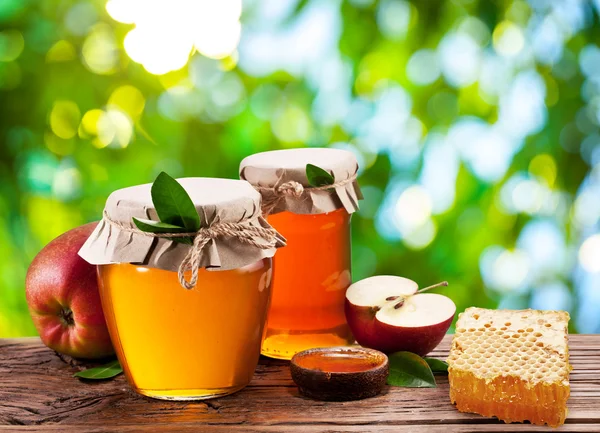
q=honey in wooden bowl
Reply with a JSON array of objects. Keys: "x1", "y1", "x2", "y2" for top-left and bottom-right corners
[{"x1": 290, "y1": 347, "x2": 388, "y2": 401}]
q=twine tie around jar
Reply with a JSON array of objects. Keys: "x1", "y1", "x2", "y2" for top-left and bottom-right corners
[
  {"x1": 256, "y1": 173, "x2": 357, "y2": 215},
  {"x1": 102, "y1": 210, "x2": 281, "y2": 289}
]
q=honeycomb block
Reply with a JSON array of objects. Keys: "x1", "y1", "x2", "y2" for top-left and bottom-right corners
[{"x1": 447, "y1": 308, "x2": 570, "y2": 427}]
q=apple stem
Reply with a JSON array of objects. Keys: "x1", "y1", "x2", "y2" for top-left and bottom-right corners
[{"x1": 417, "y1": 281, "x2": 449, "y2": 294}]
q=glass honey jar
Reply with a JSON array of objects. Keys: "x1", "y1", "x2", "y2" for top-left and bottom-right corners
[
  {"x1": 79, "y1": 178, "x2": 285, "y2": 400},
  {"x1": 240, "y1": 148, "x2": 362, "y2": 360}
]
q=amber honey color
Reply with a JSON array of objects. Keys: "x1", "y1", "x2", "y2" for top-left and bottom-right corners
[
  {"x1": 263, "y1": 208, "x2": 353, "y2": 359},
  {"x1": 97, "y1": 259, "x2": 272, "y2": 400},
  {"x1": 295, "y1": 351, "x2": 382, "y2": 373}
]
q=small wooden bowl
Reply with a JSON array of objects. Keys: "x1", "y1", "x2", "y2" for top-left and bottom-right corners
[{"x1": 290, "y1": 347, "x2": 389, "y2": 401}]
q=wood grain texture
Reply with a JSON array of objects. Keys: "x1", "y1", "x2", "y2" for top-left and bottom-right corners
[{"x1": 1, "y1": 335, "x2": 599, "y2": 432}]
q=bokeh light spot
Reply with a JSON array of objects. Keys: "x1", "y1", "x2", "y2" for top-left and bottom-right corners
[
  {"x1": 528, "y1": 153, "x2": 557, "y2": 186},
  {"x1": 403, "y1": 218, "x2": 437, "y2": 250},
  {"x1": 79, "y1": 109, "x2": 104, "y2": 138},
  {"x1": 573, "y1": 187, "x2": 600, "y2": 229},
  {"x1": 46, "y1": 40, "x2": 76, "y2": 63},
  {"x1": 492, "y1": 21, "x2": 525, "y2": 57},
  {"x1": 64, "y1": 2, "x2": 98, "y2": 36},
  {"x1": 481, "y1": 246, "x2": 530, "y2": 293},
  {"x1": 194, "y1": 19, "x2": 241, "y2": 60},
  {"x1": 105, "y1": 0, "x2": 137, "y2": 24},
  {"x1": 406, "y1": 49, "x2": 440, "y2": 86},
  {"x1": 0, "y1": 29, "x2": 24, "y2": 62},
  {"x1": 109, "y1": 0, "x2": 242, "y2": 74},
  {"x1": 108, "y1": 85, "x2": 145, "y2": 119},
  {"x1": 438, "y1": 33, "x2": 481, "y2": 88},
  {"x1": 82, "y1": 24, "x2": 118, "y2": 75},
  {"x1": 50, "y1": 101, "x2": 81, "y2": 140},
  {"x1": 509, "y1": 177, "x2": 547, "y2": 214},
  {"x1": 44, "y1": 131, "x2": 75, "y2": 156},
  {"x1": 579, "y1": 44, "x2": 600, "y2": 79},
  {"x1": 579, "y1": 234, "x2": 600, "y2": 273},
  {"x1": 272, "y1": 105, "x2": 311, "y2": 144},
  {"x1": 376, "y1": 0, "x2": 413, "y2": 41},
  {"x1": 18, "y1": 151, "x2": 58, "y2": 195},
  {"x1": 53, "y1": 162, "x2": 82, "y2": 201},
  {"x1": 530, "y1": 282, "x2": 573, "y2": 312},
  {"x1": 124, "y1": 26, "x2": 192, "y2": 75},
  {"x1": 458, "y1": 16, "x2": 491, "y2": 46},
  {"x1": 97, "y1": 109, "x2": 133, "y2": 148},
  {"x1": 395, "y1": 185, "x2": 432, "y2": 228}
]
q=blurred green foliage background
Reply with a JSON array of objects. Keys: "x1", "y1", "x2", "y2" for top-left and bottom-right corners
[{"x1": 1, "y1": 0, "x2": 600, "y2": 337}]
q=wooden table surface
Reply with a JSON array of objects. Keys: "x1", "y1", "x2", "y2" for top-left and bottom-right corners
[{"x1": 1, "y1": 335, "x2": 599, "y2": 432}]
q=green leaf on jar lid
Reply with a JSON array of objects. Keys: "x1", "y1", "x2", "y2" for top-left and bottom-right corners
[
  {"x1": 130, "y1": 172, "x2": 199, "y2": 245},
  {"x1": 386, "y1": 351, "x2": 437, "y2": 388},
  {"x1": 150, "y1": 171, "x2": 201, "y2": 231},
  {"x1": 306, "y1": 163, "x2": 335, "y2": 187},
  {"x1": 132, "y1": 218, "x2": 190, "y2": 233},
  {"x1": 131, "y1": 218, "x2": 193, "y2": 245},
  {"x1": 74, "y1": 360, "x2": 123, "y2": 380}
]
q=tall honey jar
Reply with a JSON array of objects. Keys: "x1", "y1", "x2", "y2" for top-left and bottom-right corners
[{"x1": 240, "y1": 148, "x2": 362, "y2": 359}]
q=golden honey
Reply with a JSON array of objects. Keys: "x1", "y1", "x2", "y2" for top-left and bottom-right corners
[
  {"x1": 262, "y1": 208, "x2": 353, "y2": 359},
  {"x1": 97, "y1": 259, "x2": 272, "y2": 400},
  {"x1": 447, "y1": 308, "x2": 571, "y2": 427},
  {"x1": 294, "y1": 350, "x2": 382, "y2": 373}
]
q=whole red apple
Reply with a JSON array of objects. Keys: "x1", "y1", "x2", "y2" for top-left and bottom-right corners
[
  {"x1": 345, "y1": 276, "x2": 455, "y2": 356},
  {"x1": 25, "y1": 222, "x2": 114, "y2": 359}
]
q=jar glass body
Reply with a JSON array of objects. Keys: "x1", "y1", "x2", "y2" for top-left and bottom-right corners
[
  {"x1": 263, "y1": 208, "x2": 353, "y2": 359},
  {"x1": 97, "y1": 258, "x2": 272, "y2": 400}
]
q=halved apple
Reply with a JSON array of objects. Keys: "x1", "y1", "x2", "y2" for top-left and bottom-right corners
[{"x1": 345, "y1": 276, "x2": 455, "y2": 356}]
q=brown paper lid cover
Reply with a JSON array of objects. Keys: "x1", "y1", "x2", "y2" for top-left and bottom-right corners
[
  {"x1": 239, "y1": 148, "x2": 362, "y2": 215},
  {"x1": 78, "y1": 178, "x2": 285, "y2": 272}
]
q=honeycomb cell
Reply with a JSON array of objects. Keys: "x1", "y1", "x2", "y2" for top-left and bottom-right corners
[{"x1": 447, "y1": 307, "x2": 571, "y2": 428}]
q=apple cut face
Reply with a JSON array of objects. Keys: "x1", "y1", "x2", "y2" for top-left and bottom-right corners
[
  {"x1": 345, "y1": 275, "x2": 419, "y2": 307},
  {"x1": 376, "y1": 293, "x2": 456, "y2": 327},
  {"x1": 345, "y1": 276, "x2": 456, "y2": 356}
]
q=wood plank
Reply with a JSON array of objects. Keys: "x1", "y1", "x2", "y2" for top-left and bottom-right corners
[
  {"x1": 2, "y1": 426, "x2": 600, "y2": 433},
  {"x1": 0, "y1": 335, "x2": 599, "y2": 431}
]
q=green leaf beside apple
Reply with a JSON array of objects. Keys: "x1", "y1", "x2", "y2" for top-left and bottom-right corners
[
  {"x1": 387, "y1": 352, "x2": 436, "y2": 388},
  {"x1": 387, "y1": 352, "x2": 448, "y2": 388},
  {"x1": 424, "y1": 357, "x2": 449, "y2": 373},
  {"x1": 74, "y1": 360, "x2": 123, "y2": 380}
]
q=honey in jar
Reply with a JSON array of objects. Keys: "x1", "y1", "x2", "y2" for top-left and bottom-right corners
[
  {"x1": 79, "y1": 178, "x2": 285, "y2": 400},
  {"x1": 240, "y1": 148, "x2": 362, "y2": 359}
]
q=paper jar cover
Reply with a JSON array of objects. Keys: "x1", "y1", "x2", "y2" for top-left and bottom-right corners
[
  {"x1": 78, "y1": 177, "x2": 286, "y2": 272},
  {"x1": 239, "y1": 148, "x2": 363, "y2": 215}
]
